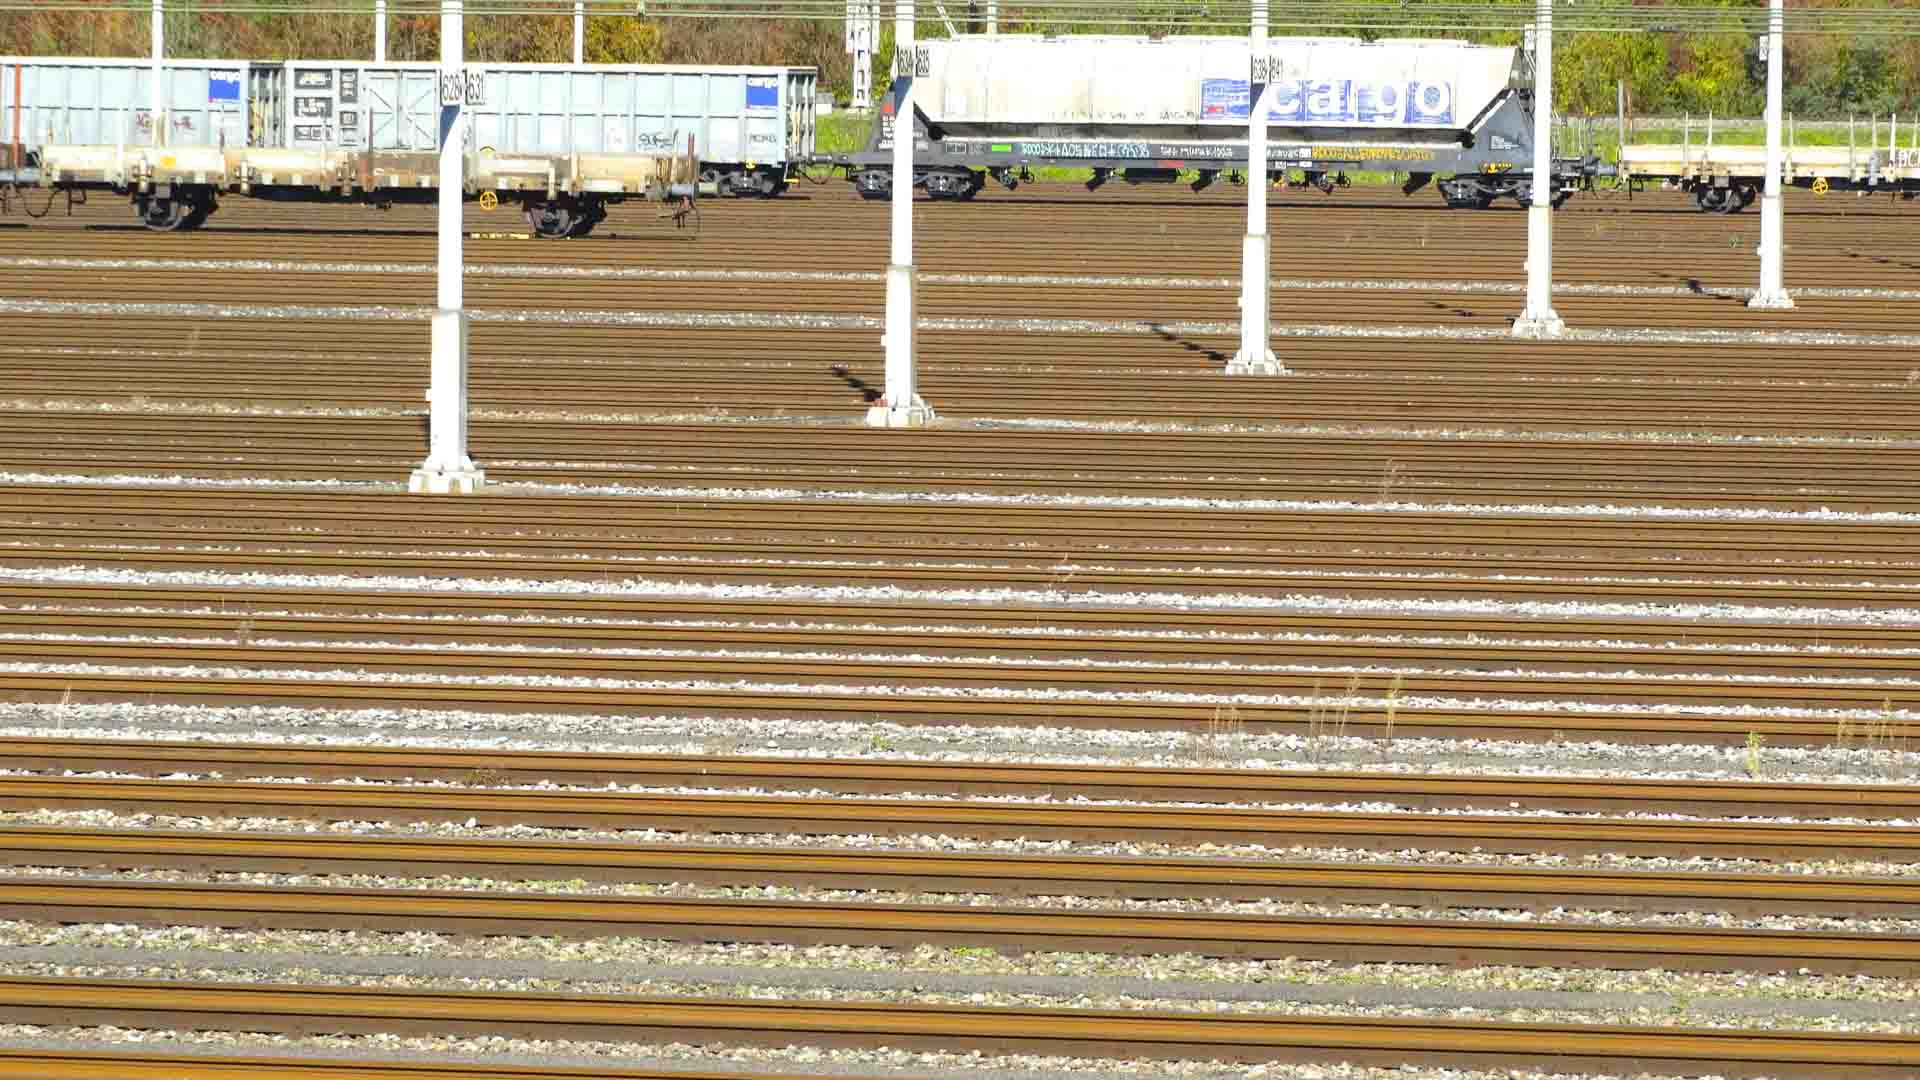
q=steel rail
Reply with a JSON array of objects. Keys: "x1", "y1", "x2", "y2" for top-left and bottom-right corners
[
  {"x1": 15, "y1": 269, "x2": 1920, "y2": 337},
  {"x1": 5, "y1": 826, "x2": 1917, "y2": 917},
  {"x1": 7, "y1": 494, "x2": 1919, "y2": 581},
  {"x1": 4, "y1": 737, "x2": 1917, "y2": 819},
  {"x1": 1, "y1": 977, "x2": 1916, "y2": 1076},
  {"x1": 3, "y1": 583, "x2": 1911, "y2": 650},
  {"x1": 13, "y1": 610, "x2": 1920, "y2": 681},
  {"x1": 2, "y1": 877, "x2": 1915, "y2": 973},
  {"x1": 0, "y1": 1049, "x2": 840, "y2": 1080},
  {"x1": 8, "y1": 611, "x2": 1920, "y2": 697},
  {"x1": 12, "y1": 524, "x2": 1920, "y2": 586},
  {"x1": 11, "y1": 415, "x2": 1920, "y2": 476},
  {"x1": 10, "y1": 485, "x2": 1919, "y2": 547},
  {"x1": 5, "y1": 450, "x2": 1919, "y2": 510},
  {"x1": 2, "y1": 544, "x2": 1912, "y2": 616},
  {"x1": 0, "y1": 638, "x2": 1907, "y2": 713},
  {"x1": 1, "y1": 778, "x2": 1915, "y2": 859}
]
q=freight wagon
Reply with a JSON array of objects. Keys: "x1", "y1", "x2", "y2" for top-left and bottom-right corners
[
  {"x1": 1618, "y1": 115, "x2": 1920, "y2": 211},
  {"x1": 831, "y1": 34, "x2": 1601, "y2": 207},
  {"x1": 1, "y1": 56, "x2": 816, "y2": 234}
]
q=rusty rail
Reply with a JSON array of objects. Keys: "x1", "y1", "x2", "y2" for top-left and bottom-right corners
[
  {"x1": 1, "y1": 977, "x2": 1917, "y2": 1076},
  {"x1": 0, "y1": 1049, "x2": 840, "y2": 1080},
  {"x1": 2, "y1": 736, "x2": 1915, "y2": 818},
  {"x1": 1, "y1": 778, "x2": 1915, "y2": 860},
  {"x1": 4, "y1": 877, "x2": 1917, "y2": 974},
  {"x1": 7, "y1": 826, "x2": 1918, "y2": 915}
]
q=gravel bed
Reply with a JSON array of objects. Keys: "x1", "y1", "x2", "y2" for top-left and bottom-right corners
[
  {"x1": 6, "y1": 703, "x2": 1917, "y2": 786},
  {"x1": 10, "y1": 767, "x2": 1920, "y2": 833},
  {"x1": 0, "y1": 1026, "x2": 1733, "y2": 1080},
  {"x1": 7, "y1": 860, "x2": 1917, "y2": 932},
  {"x1": 6, "y1": 923, "x2": 1916, "y2": 1013},
  {"x1": 1, "y1": 954, "x2": 1912, "y2": 1034},
  {"x1": 6, "y1": 806, "x2": 1917, "y2": 878}
]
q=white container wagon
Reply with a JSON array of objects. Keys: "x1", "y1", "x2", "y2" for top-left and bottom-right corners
[
  {"x1": 272, "y1": 60, "x2": 815, "y2": 198},
  {"x1": 1, "y1": 54, "x2": 825, "y2": 235},
  {"x1": 836, "y1": 34, "x2": 1600, "y2": 206}
]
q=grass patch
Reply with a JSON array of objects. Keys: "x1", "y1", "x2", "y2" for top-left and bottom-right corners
[{"x1": 815, "y1": 109, "x2": 878, "y2": 155}]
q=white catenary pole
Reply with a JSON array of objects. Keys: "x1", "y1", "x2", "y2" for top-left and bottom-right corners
[
  {"x1": 986, "y1": 0, "x2": 997, "y2": 34},
  {"x1": 411, "y1": 0, "x2": 486, "y2": 494},
  {"x1": 1512, "y1": 0, "x2": 1565, "y2": 337},
  {"x1": 848, "y1": 1, "x2": 873, "y2": 109},
  {"x1": 869, "y1": 0, "x2": 935, "y2": 427},
  {"x1": 375, "y1": 0, "x2": 387, "y2": 62},
  {"x1": 1228, "y1": 0, "x2": 1283, "y2": 375},
  {"x1": 1749, "y1": 0, "x2": 1793, "y2": 309},
  {"x1": 150, "y1": 0, "x2": 163, "y2": 146},
  {"x1": 573, "y1": 0, "x2": 585, "y2": 64}
]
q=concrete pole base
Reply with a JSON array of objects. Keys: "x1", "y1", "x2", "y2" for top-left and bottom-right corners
[
  {"x1": 408, "y1": 467, "x2": 486, "y2": 494},
  {"x1": 1225, "y1": 351, "x2": 1285, "y2": 376},
  {"x1": 1746, "y1": 291, "x2": 1795, "y2": 310},
  {"x1": 1511, "y1": 311, "x2": 1567, "y2": 338},
  {"x1": 1231, "y1": 232, "x2": 1284, "y2": 376},
  {"x1": 865, "y1": 397, "x2": 938, "y2": 428}
]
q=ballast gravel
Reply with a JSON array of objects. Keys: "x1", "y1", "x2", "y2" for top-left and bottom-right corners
[
  {"x1": 5, "y1": 859, "x2": 1917, "y2": 933},
  {"x1": 5, "y1": 703, "x2": 1917, "y2": 786},
  {"x1": 2, "y1": 954, "x2": 1914, "y2": 1034},
  {"x1": 5, "y1": 923, "x2": 1917, "y2": 1014}
]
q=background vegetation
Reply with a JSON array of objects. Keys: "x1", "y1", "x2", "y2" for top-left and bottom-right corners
[{"x1": 5, "y1": 0, "x2": 1920, "y2": 119}]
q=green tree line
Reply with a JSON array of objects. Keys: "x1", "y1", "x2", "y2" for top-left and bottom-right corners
[{"x1": 5, "y1": 0, "x2": 1920, "y2": 117}]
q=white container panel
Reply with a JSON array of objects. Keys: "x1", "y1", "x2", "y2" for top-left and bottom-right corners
[
  {"x1": 361, "y1": 66, "x2": 438, "y2": 150},
  {"x1": 351, "y1": 62, "x2": 814, "y2": 164},
  {"x1": 921, "y1": 35, "x2": 1514, "y2": 133},
  {"x1": 1, "y1": 58, "x2": 251, "y2": 150}
]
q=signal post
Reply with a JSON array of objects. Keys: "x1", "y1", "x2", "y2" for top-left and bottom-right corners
[
  {"x1": 1229, "y1": 0, "x2": 1285, "y2": 376},
  {"x1": 411, "y1": 0, "x2": 487, "y2": 494}
]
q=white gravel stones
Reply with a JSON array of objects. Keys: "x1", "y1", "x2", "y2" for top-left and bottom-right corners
[
  {"x1": 5, "y1": 702, "x2": 1916, "y2": 787},
  {"x1": 24, "y1": 803, "x2": 1920, "y2": 880},
  {"x1": 3, "y1": 953, "x2": 1917, "y2": 1036},
  {"x1": 5, "y1": 921, "x2": 1914, "y2": 1007}
]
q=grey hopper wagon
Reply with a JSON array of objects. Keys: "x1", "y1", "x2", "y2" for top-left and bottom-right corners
[{"x1": 829, "y1": 34, "x2": 1601, "y2": 206}]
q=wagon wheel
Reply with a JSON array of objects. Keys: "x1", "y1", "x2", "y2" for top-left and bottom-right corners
[
  {"x1": 525, "y1": 201, "x2": 577, "y2": 239},
  {"x1": 136, "y1": 196, "x2": 187, "y2": 232}
]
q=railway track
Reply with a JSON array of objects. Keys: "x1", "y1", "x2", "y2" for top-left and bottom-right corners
[
  {"x1": 3, "y1": 977, "x2": 1916, "y2": 1077},
  {"x1": 6, "y1": 420, "x2": 1920, "y2": 504},
  {"x1": 3, "y1": 877, "x2": 1914, "y2": 973},
  {"x1": 7, "y1": 737, "x2": 1914, "y2": 816},
  {"x1": 8, "y1": 608, "x2": 1920, "y2": 683},
  {"x1": 5, "y1": 176, "x2": 1918, "y2": 1077},
  {"x1": 10, "y1": 264, "x2": 1919, "y2": 335},
  {"x1": 4, "y1": 582, "x2": 1912, "y2": 647},
  {"x1": 7, "y1": 311, "x2": 1915, "y2": 434},
  {"x1": 0, "y1": 635, "x2": 1911, "y2": 721},
  {"x1": 4, "y1": 777, "x2": 1915, "y2": 859},
  {"x1": 7, "y1": 183, "x2": 1915, "y2": 288},
  {"x1": 6, "y1": 826, "x2": 1916, "y2": 915}
]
